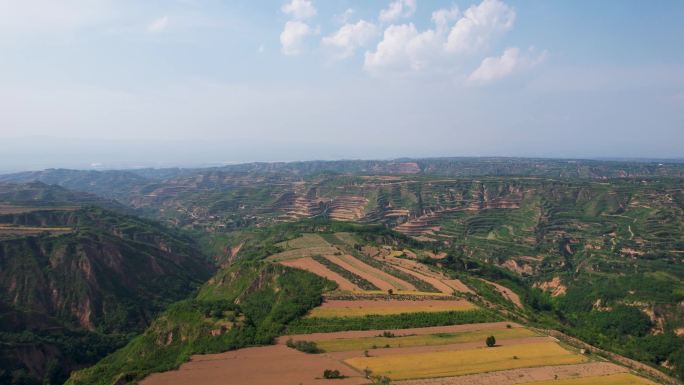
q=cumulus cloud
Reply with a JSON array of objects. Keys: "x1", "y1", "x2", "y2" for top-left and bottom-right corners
[
  {"x1": 147, "y1": 15, "x2": 169, "y2": 33},
  {"x1": 364, "y1": 0, "x2": 522, "y2": 75},
  {"x1": 280, "y1": 20, "x2": 312, "y2": 55},
  {"x1": 468, "y1": 47, "x2": 546, "y2": 84},
  {"x1": 431, "y1": 5, "x2": 460, "y2": 33},
  {"x1": 322, "y1": 20, "x2": 378, "y2": 59},
  {"x1": 281, "y1": 0, "x2": 316, "y2": 20},
  {"x1": 334, "y1": 8, "x2": 355, "y2": 24},
  {"x1": 379, "y1": 0, "x2": 416, "y2": 23},
  {"x1": 445, "y1": 0, "x2": 515, "y2": 54},
  {"x1": 364, "y1": 23, "x2": 445, "y2": 72}
]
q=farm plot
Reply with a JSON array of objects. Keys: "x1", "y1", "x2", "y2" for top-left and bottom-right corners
[
  {"x1": 141, "y1": 345, "x2": 367, "y2": 385},
  {"x1": 307, "y1": 299, "x2": 476, "y2": 318},
  {"x1": 522, "y1": 373, "x2": 657, "y2": 385},
  {"x1": 480, "y1": 279, "x2": 523, "y2": 309},
  {"x1": 277, "y1": 234, "x2": 332, "y2": 249},
  {"x1": 284, "y1": 322, "x2": 523, "y2": 343},
  {"x1": 279, "y1": 257, "x2": 361, "y2": 291},
  {"x1": 378, "y1": 254, "x2": 472, "y2": 295},
  {"x1": 312, "y1": 326, "x2": 538, "y2": 352},
  {"x1": 345, "y1": 341, "x2": 587, "y2": 380},
  {"x1": 0, "y1": 224, "x2": 72, "y2": 240},
  {"x1": 325, "y1": 254, "x2": 417, "y2": 292},
  {"x1": 393, "y1": 362, "x2": 630, "y2": 385}
]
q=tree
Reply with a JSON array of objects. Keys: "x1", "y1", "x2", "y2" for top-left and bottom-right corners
[
  {"x1": 323, "y1": 369, "x2": 343, "y2": 379},
  {"x1": 486, "y1": 335, "x2": 496, "y2": 347}
]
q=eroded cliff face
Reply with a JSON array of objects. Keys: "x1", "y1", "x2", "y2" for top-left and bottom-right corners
[{"x1": 0, "y1": 207, "x2": 214, "y2": 381}]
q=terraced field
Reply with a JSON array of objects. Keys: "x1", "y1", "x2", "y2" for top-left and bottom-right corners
[
  {"x1": 141, "y1": 297, "x2": 655, "y2": 385},
  {"x1": 306, "y1": 299, "x2": 476, "y2": 318},
  {"x1": 132, "y1": 230, "x2": 665, "y2": 385},
  {"x1": 272, "y1": 233, "x2": 453, "y2": 295}
]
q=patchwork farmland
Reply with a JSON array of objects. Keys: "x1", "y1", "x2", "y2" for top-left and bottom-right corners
[{"x1": 137, "y1": 232, "x2": 664, "y2": 385}]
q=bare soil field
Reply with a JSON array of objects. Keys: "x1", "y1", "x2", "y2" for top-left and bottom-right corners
[
  {"x1": 378, "y1": 255, "x2": 471, "y2": 295},
  {"x1": 387, "y1": 263, "x2": 458, "y2": 294},
  {"x1": 140, "y1": 345, "x2": 367, "y2": 385},
  {"x1": 394, "y1": 363, "x2": 630, "y2": 385},
  {"x1": 279, "y1": 257, "x2": 361, "y2": 291},
  {"x1": 443, "y1": 279, "x2": 475, "y2": 294},
  {"x1": 325, "y1": 254, "x2": 416, "y2": 291},
  {"x1": 481, "y1": 279, "x2": 523, "y2": 309},
  {"x1": 306, "y1": 299, "x2": 476, "y2": 318}
]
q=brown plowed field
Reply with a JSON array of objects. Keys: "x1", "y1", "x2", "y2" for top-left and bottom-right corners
[
  {"x1": 140, "y1": 345, "x2": 367, "y2": 385},
  {"x1": 306, "y1": 299, "x2": 475, "y2": 318},
  {"x1": 279, "y1": 257, "x2": 360, "y2": 291},
  {"x1": 481, "y1": 279, "x2": 523, "y2": 308},
  {"x1": 444, "y1": 279, "x2": 474, "y2": 294},
  {"x1": 389, "y1": 264, "x2": 454, "y2": 294},
  {"x1": 325, "y1": 255, "x2": 416, "y2": 291},
  {"x1": 379, "y1": 255, "x2": 471, "y2": 295},
  {"x1": 393, "y1": 362, "x2": 629, "y2": 385}
]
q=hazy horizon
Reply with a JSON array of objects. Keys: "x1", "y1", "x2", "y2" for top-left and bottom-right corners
[
  {"x1": 2, "y1": 0, "x2": 683, "y2": 171},
  {"x1": 1, "y1": 135, "x2": 683, "y2": 174}
]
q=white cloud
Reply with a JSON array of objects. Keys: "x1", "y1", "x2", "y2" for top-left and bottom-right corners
[
  {"x1": 468, "y1": 47, "x2": 546, "y2": 84},
  {"x1": 281, "y1": 0, "x2": 316, "y2": 20},
  {"x1": 431, "y1": 5, "x2": 460, "y2": 33},
  {"x1": 334, "y1": 8, "x2": 355, "y2": 24},
  {"x1": 147, "y1": 15, "x2": 169, "y2": 33},
  {"x1": 379, "y1": 0, "x2": 416, "y2": 23},
  {"x1": 445, "y1": 0, "x2": 515, "y2": 54},
  {"x1": 322, "y1": 20, "x2": 378, "y2": 59},
  {"x1": 364, "y1": 23, "x2": 443, "y2": 72},
  {"x1": 280, "y1": 20, "x2": 312, "y2": 55},
  {"x1": 364, "y1": 0, "x2": 520, "y2": 75}
]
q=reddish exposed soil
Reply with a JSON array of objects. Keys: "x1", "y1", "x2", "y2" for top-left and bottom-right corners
[
  {"x1": 481, "y1": 279, "x2": 523, "y2": 309},
  {"x1": 141, "y1": 345, "x2": 367, "y2": 385},
  {"x1": 313, "y1": 299, "x2": 473, "y2": 314},
  {"x1": 280, "y1": 257, "x2": 360, "y2": 291},
  {"x1": 325, "y1": 255, "x2": 416, "y2": 291}
]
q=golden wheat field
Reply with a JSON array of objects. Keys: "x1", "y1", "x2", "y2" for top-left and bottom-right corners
[
  {"x1": 523, "y1": 373, "x2": 656, "y2": 385},
  {"x1": 345, "y1": 341, "x2": 587, "y2": 380}
]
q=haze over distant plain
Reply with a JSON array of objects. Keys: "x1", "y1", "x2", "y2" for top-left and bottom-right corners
[{"x1": 1, "y1": 0, "x2": 683, "y2": 171}]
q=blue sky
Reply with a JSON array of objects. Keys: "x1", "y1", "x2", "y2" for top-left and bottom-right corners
[{"x1": 1, "y1": 0, "x2": 683, "y2": 170}]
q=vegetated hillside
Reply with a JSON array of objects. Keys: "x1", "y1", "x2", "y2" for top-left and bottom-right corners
[
  {"x1": 0, "y1": 182, "x2": 127, "y2": 211},
  {"x1": 68, "y1": 221, "x2": 684, "y2": 384},
  {"x1": 0, "y1": 206, "x2": 214, "y2": 385},
  {"x1": 67, "y1": 264, "x2": 333, "y2": 385},
  {"x1": 0, "y1": 169, "x2": 151, "y2": 202},
  {"x1": 2, "y1": 158, "x2": 682, "y2": 207},
  {"x1": 212, "y1": 157, "x2": 684, "y2": 178}
]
